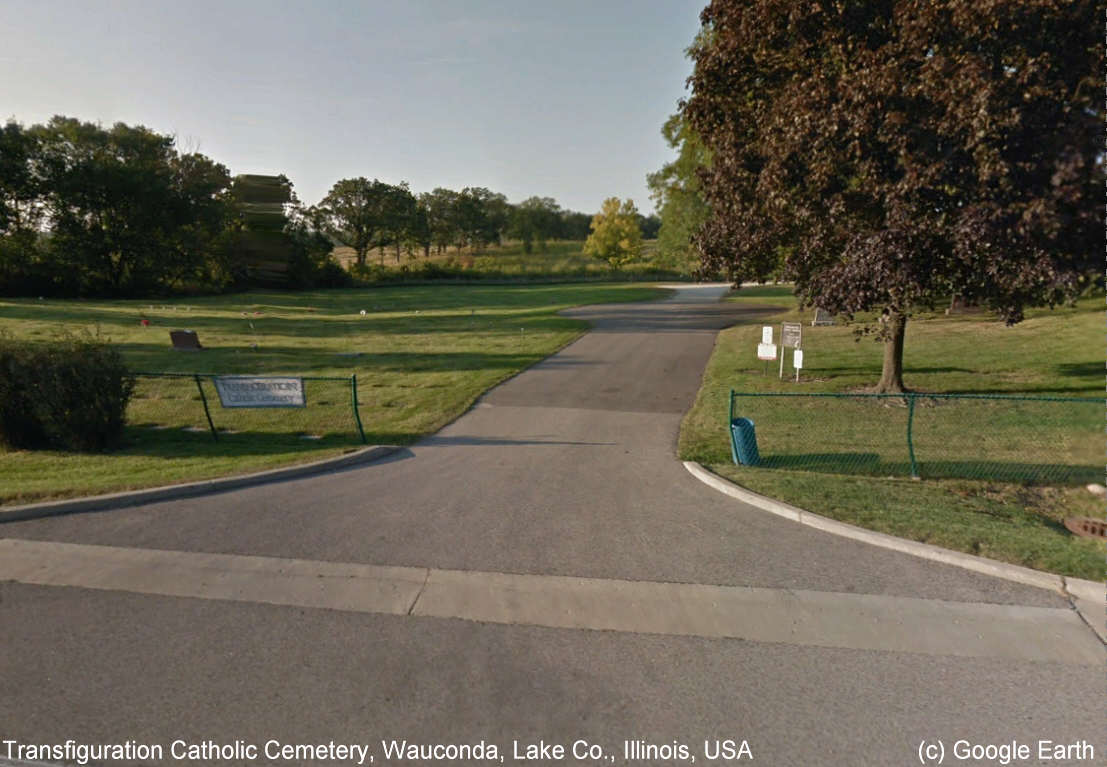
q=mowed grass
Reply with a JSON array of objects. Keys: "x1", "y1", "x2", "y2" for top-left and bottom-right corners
[
  {"x1": 0, "y1": 282, "x2": 663, "y2": 505},
  {"x1": 679, "y1": 286, "x2": 1104, "y2": 579}
]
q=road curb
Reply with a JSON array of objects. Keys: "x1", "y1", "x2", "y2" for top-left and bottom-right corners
[
  {"x1": 682, "y1": 461, "x2": 1104, "y2": 613},
  {"x1": 0, "y1": 445, "x2": 401, "y2": 523}
]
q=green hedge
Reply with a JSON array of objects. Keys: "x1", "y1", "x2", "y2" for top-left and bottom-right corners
[{"x1": 0, "y1": 333, "x2": 135, "y2": 451}]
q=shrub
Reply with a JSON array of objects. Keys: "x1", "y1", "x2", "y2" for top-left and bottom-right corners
[
  {"x1": 315, "y1": 259, "x2": 353, "y2": 288},
  {"x1": 0, "y1": 332, "x2": 135, "y2": 451}
]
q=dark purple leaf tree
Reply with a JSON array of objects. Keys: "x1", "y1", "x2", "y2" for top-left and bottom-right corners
[{"x1": 683, "y1": 0, "x2": 1102, "y2": 391}]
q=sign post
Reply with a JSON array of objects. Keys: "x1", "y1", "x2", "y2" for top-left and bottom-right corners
[
  {"x1": 793, "y1": 349, "x2": 804, "y2": 382},
  {"x1": 780, "y1": 322, "x2": 802, "y2": 379}
]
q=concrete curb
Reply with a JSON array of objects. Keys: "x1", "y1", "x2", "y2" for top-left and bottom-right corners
[
  {"x1": 0, "y1": 445, "x2": 402, "y2": 523},
  {"x1": 682, "y1": 461, "x2": 1105, "y2": 632}
]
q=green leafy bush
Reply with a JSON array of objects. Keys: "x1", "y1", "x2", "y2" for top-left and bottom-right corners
[{"x1": 0, "y1": 333, "x2": 135, "y2": 451}]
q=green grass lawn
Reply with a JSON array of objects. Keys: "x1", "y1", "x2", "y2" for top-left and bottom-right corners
[
  {"x1": 0, "y1": 282, "x2": 662, "y2": 505},
  {"x1": 679, "y1": 286, "x2": 1105, "y2": 580}
]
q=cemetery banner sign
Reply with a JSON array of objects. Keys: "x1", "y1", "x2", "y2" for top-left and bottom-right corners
[{"x1": 214, "y1": 376, "x2": 306, "y2": 408}]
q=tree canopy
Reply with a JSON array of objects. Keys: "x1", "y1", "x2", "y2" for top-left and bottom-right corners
[
  {"x1": 683, "y1": 0, "x2": 1103, "y2": 391},
  {"x1": 583, "y1": 197, "x2": 642, "y2": 269},
  {"x1": 317, "y1": 177, "x2": 398, "y2": 266},
  {"x1": 510, "y1": 196, "x2": 561, "y2": 253},
  {"x1": 33, "y1": 117, "x2": 232, "y2": 295},
  {"x1": 1, "y1": 113, "x2": 619, "y2": 296},
  {"x1": 646, "y1": 111, "x2": 712, "y2": 271}
]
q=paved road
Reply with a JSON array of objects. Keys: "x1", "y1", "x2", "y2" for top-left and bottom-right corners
[{"x1": 2, "y1": 284, "x2": 1102, "y2": 766}]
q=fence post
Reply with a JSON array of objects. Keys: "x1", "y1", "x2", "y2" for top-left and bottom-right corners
[
  {"x1": 194, "y1": 375, "x2": 218, "y2": 441},
  {"x1": 905, "y1": 394, "x2": 919, "y2": 479},
  {"x1": 727, "y1": 389, "x2": 737, "y2": 465},
  {"x1": 351, "y1": 374, "x2": 367, "y2": 444}
]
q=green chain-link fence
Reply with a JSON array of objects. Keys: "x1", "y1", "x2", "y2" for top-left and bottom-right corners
[
  {"x1": 129, "y1": 373, "x2": 366, "y2": 444},
  {"x1": 728, "y1": 390, "x2": 1101, "y2": 484}
]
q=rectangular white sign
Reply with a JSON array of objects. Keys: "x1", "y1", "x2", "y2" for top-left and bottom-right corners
[
  {"x1": 757, "y1": 343, "x2": 777, "y2": 361},
  {"x1": 793, "y1": 349, "x2": 804, "y2": 369},
  {"x1": 761, "y1": 326, "x2": 774, "y2": 345},
  {"x1": 214, "y1": 376, "x2": 306, "y2": 408}
]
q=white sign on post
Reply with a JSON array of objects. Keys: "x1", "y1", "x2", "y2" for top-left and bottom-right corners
[
  {"x1": 761, "y1": 326, "x2": 774, "y2": 345},
  {"x1": 757, "y1": 343, "x2": 778, "y2": 361},
  {"x1": 793, "y1": 349, "x2": 804, "y2": 368}
]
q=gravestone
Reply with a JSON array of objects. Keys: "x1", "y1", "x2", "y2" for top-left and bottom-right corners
[{"x1": 169, "y1": 330, "x2": 203, "y2": 350}]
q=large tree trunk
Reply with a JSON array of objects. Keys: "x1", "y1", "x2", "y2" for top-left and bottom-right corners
[{"x1": 875, "y1": 309, "x2": 907, "y2": 393}]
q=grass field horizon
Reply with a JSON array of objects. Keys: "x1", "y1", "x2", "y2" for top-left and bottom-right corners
[
  {"x1": 679, "y1": 286, "x2": 1104, "y2": 580},
  {"x1": 0, "y1": 282, "x2": 664, "y2": 505},
  {"x1": 331, "y1": 238, "x2": 701, "y2": 281}
]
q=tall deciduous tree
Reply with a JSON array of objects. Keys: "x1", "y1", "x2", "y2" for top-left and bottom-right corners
[
  {"x1": 0, "y1": 121, "x2": 45, "y2": 293},
  {"x1": 317, "y1": 177, "x2": 394, "y2": 266},
  {"x1": 683, "y1": 0, "x2": 1102, "y2": 392},
  {"x1": 637, "y1": 213, "x2": 662, "y2": 240},
  {"x1": 36, "y1": 117, "x2": 232, "y2": 295},
  {"x1": 556, "y1": 210, "x2": 593, "y2": 240},
  {"x1": 646, "y1": 112, "x2": 712, "y2": 270},
  {"x1": 510, "y1": 196, "x2": 561, "y2": 253},
  {"x1": 583, "y1": 197, "x2": 642, "y2": 269},
  {"x1": 382, "y1": 182, "x2": 417, "y2": 263},
  {"x1": 420, "y1": 188, "x2": 459, "y2": 254},
  {"x1": 456, "y1": 187, "x2": 508, "y2": 253}
]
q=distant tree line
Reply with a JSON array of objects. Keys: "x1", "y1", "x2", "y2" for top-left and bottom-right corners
[
  {"x1": 1, "y1": 115, "x2": 651, "y2": 298},
  {"x1": 1, "y1": 116, "x2": 242, "y2": 296},
  {"x1": 318, "y1": 182, "x2": 603, "y2": 268}
]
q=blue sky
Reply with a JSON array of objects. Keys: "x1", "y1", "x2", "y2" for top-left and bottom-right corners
[{"x1": 1, "y1": 0, "x2": 704, "y2": 213}]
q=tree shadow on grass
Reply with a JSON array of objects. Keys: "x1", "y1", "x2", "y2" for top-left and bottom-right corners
[
  {"x1": 1054, "y1": 362, "x2": 1103, "y2": 379},
  {"x1": 418, "y1": 435, "x2": 616, "y2": 447},
  {"x1": 111, "y1": 425, "x2": 417, "y2": 458},
  {"x1": 938, "y1": 385, "x2": 1101, "y2": 396},
  {"x1": 756, "y1": 452, "x2": 1098, "y2": 485},
  {"x1": 117, "y1": 343, "x2": 557, "y2": 375}
]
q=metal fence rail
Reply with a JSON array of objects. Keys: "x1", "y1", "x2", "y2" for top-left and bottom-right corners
[
  {"x1": 129, "y1": 373, "x2": 367, "y2": 444},
  {"x1": 728, "y1": 390, "x2": 1101, "y2": 484}
]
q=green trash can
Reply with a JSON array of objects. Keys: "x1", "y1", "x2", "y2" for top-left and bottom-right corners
[{"x1": 730, "y1": 417, "x2": 760, "y2": 466}]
